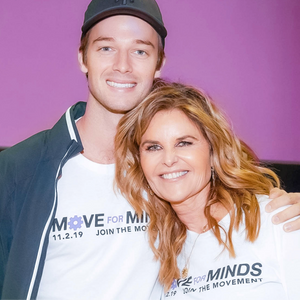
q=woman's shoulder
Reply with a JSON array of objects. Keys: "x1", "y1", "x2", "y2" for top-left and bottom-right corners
[{"x1": 256, "y1": 194, "x2": 295, "y2": 232}]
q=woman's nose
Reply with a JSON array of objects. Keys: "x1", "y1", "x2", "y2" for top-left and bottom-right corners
[{"x1": 162, "y1": 149, "x2": 178, "y2": 167}]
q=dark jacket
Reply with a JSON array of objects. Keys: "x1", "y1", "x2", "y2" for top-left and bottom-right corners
[{"x1": 0, "y1": 102, "x2": 86, "y2": 299}]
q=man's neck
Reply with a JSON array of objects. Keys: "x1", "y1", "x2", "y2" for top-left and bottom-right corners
[{"x1": 76, "y1": 99, "x2": 124, "y2": 164}]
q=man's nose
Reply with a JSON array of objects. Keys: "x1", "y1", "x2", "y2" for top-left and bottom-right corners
[{"x1": 113, "y1": 51, "x2": 133, "y2": 73}]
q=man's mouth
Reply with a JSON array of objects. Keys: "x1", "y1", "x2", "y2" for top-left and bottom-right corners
[
  {"x1": 107, "y1": 81, "x2": 136, "y2": 88},
  {"x1": 161, "y1": 171, "x2": 188, "y2": 180}
]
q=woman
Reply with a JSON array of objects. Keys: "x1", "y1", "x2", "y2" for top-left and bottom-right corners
[{"x1": 114, "y1": 79, "x2": 300, "y2": 299}]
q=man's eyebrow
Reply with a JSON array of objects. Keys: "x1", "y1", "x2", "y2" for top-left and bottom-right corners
[
  {"x1": 92, "y1": 36, "x2": 115, "y2": 44},
  {"x1": 135, "y1": 39, "x2": 155, "y2": 49},
  {"x1": 92, "y1": 37, "x2": 155, "y2": 48}
]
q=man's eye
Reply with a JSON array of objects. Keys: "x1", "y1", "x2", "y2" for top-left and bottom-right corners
[
  {"x1": 100, "y1": 47, "x2": 111, "y2": 51},
  {"x1": 135, "y1": 50, "x2": 147, "y2": 55}
]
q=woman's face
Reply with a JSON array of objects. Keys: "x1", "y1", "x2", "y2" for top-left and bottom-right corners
[{"x1": 139, "y1": 109, "x2": 212, "y2": 205}]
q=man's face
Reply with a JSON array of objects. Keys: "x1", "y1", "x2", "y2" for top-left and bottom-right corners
[{"x1": 79, "y1": 15, "x2": 161, "y2": 114}]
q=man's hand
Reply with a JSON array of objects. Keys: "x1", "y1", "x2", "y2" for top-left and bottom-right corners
[{"x1": 266, "y1": 188, "x2": 300, "y2": 232}]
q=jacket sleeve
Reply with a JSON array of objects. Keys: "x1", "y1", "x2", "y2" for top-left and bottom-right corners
[
  {"x1": 0, "y1": 132, "x2": 46, "y2": 298},
  {"x1": 0, "y1": 149, "x2": 15, "y2": 296}
]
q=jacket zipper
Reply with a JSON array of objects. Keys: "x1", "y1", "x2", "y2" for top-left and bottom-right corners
[{"x1": 26, "y1": 145, "x2": 75, "y2": 299}]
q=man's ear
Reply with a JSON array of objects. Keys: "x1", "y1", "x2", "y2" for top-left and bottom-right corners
[
  {"x1": 78, "y1": 51, "x2": 88, "y2": 74},
  {"x1": 154, "y1": 57, "x2": 166, "y2": 78}
]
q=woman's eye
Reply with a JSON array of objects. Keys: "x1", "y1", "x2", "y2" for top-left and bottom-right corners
[
  {"x1": 146, "y1": 144, "x2": 161, "y2": 151},
  {"x1": 177, "y1": 141, "x2": 192, "y2": 147}
]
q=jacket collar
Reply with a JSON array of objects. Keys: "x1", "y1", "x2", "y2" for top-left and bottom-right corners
[{"x1": 45, "y1": 102, "x2": 87, "y2": 160}]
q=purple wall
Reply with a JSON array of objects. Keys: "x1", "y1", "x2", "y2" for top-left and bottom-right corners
[{"x1": 1, "y1": 0, "x2": 299, "y2": 162}]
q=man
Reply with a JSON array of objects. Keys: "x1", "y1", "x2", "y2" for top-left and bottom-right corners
[{"x1": 0, "y1": 0, "x2": 299, "y2": 299}]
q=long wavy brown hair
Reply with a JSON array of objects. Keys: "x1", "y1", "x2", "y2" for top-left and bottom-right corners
[{"x1": 114, "y1": 79, "x2": 280, "y2": 290}]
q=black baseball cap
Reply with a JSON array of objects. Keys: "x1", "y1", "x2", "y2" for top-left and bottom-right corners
[{"x1": 81, "y1": 0, "x2": 167, "y2": 47}]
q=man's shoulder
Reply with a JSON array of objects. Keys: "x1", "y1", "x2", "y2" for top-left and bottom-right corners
[
  {"x1": 0, "y1": 101, "x2": 85, "y2": 170},
  {"x1": 0, "y1": 130, "x2": 49, "y2": 170}
]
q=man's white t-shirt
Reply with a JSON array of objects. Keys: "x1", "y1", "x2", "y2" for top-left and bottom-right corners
[{"x1": 37, "y1": 154, "x2": 161, "y2": 300}]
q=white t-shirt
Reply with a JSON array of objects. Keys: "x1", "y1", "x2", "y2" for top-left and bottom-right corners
[
  {"x1": 37, "y1": 154, "x2": 161, "y2": 300},
  {"x1": 161, "y1": 195, "x2": 300, "y2": 300}
]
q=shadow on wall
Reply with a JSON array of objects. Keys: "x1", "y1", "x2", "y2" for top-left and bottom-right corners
[{"x1": 0, "y1": 148, "x2": 299, "y2": 192}]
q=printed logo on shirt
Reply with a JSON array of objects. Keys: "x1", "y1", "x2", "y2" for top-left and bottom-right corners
[
  {"x1": 165, "y1": 262, "x2": 263, "y2": 297},
  {"x1": 51, "y1": 211, "x2": 149, "y2": 241}
]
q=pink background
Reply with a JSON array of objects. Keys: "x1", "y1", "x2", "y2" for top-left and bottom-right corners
[{"x1": 0, "y1": 0, "x2": 299, "y2": 162}]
